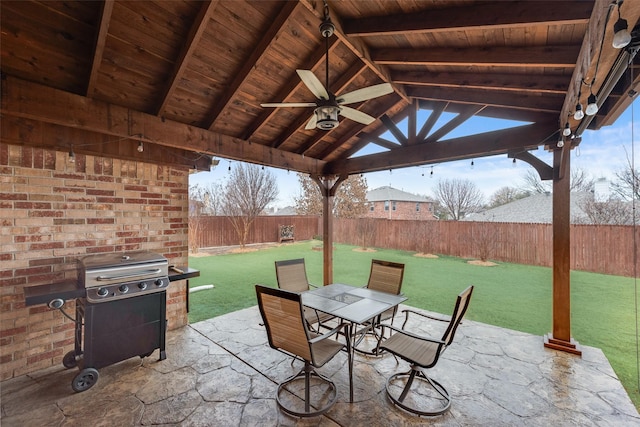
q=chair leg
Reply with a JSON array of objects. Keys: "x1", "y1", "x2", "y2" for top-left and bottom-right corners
[
  {"x1": 276, "y1": 362, "x2": 338, "y2": 418},
  {"x1": 385, "y1": 367, "x2": 451, "y2": 417}
]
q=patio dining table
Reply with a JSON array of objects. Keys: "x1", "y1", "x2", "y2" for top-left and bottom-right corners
[{"x1": 301, "y1": 283, "x2": 407, "y2": 402}]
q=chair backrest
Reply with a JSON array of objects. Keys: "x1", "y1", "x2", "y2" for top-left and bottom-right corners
[
  {"x1": 256, "y1": 285, "x2": 312, "y2": 361},
  {"x1": 367, "y1": 259, "x2": 405, "y2": 295},
  {"x1": 275, "y1": 258, "x2": 310, "y2": 293},
  {"x1": 441, "y1": 285, "x2": 474, "y2": 346}
]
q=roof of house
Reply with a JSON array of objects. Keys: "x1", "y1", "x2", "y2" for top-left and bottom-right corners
[
  {"x1": 366, "y1": 186, "x2": 432, "y2": 203},
  {"x1": 463, "y1": 192, "x2": 590, "y2": 223}
]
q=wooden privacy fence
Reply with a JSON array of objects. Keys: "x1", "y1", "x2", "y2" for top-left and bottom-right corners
[{"x1": 193, "y1": 215, "x2": 638, "y2": 277}]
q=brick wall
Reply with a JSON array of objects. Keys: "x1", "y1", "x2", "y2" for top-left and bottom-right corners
[
  {"x1": 365, "y1": 200, "x2": 436, "y2": 220},
  {"x1": 0, "y1": 143, "x2": 190, "y2": 380}
]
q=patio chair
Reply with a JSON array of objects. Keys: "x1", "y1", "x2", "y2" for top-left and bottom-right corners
[
  {"x1": 376, "y1": 285, "x2": 474, "y2": 416},
  {"x1": 255, "y1": 285, "x2": 350, "y2": 417},
  {"x1": 354, "y1": 259, "x2": 405, "y2": 354},
  {"x1": 275, "y1": 258, "x2": 334, "y2": 330}
]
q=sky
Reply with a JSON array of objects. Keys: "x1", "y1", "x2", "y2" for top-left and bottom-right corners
[{"x1": 189, "y1": 97, "x2": 639, "y2": 209}]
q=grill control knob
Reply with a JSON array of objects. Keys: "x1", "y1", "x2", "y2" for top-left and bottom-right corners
[
  {"x1": 118, "y1": 284, "x2": 129, "y2": 294},
  {"x1": 97, "y1": 287, "x2": 108, "y2": 297},
  {"x1": 155, "y1": 278, "x2": 165, "y2": 287},
  {"x1": 138, "y1": 282, "x2": 147, "y2": 290}
]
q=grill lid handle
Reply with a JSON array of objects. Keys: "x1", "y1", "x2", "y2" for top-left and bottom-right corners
[{"x1": 96, "y1": 269, "x2": 163, "y2": 281}]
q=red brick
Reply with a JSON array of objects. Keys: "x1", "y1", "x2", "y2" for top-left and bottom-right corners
[
  {"x1": 27, "y1": 349, "x2": 63, "y2": 365},
  {"x1": 124, "y1": 198, "x2": 145, "y2": 204},
  {"x1": 66, "y1": 240, "x2": 96, "y2": 248},
  {"x1": 87, "y1": 246, "x2": 114, "y2": 253},
  {"x1": 14, "y1": 266, "x2": 52, "y2": 277},
  {"x1": 29, "y1": 242, "x2": 64, "y2": 250},
  {"x1": 141, "y1": 192, "x2": 162, "y2": 198},
  {"x1": 0, "y1": 193, "x2": 28, "y2": 200},
  {"x1": 15, "y1": 202, "x2": 52, "y2": 209},
  {"x1": 87, "y1": 218, "x2": 114, "y2": 224},
  {"x1": 86, "y1": 189, "x2": 114, "y2": 196},
  {"x1": 0, "y1": 326, "x2": 27, "y2": 339},
  {"x1": 124, "y1": 185, "x2": 147, "y2": 191}
]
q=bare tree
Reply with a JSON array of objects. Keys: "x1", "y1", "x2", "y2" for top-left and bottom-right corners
[
  {"x1": 294, "y1": 173, "x2": 368, "y2": 218},
  {"x1": 521, "y1": 168, "x2": 594, "y2": 194},
  {"x1": 577, "y1": 195, "x2": 633, "y2": 225},
  {"x1": 611, "y1": 154, "x2": 640, "y2": 201},
  {"x1": 204, "y1": 182, "x2": 224, "y2": 215},
  {"x1": 221, "y1": 163, "x2": 278, "y2": 248},
  {"x1": 488, "y1": 186, "x2": 529, "y2": 208},
  {"x1": 188, "y1": 184, "x2": 208, "y2": 253},
  {"x1": 434, "y1": 178, "x2": 484, "y2": 220}
]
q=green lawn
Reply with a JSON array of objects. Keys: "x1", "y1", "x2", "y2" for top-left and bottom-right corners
[{"x1": 187, "y1": 240, "x2": 639, "y2": 410}]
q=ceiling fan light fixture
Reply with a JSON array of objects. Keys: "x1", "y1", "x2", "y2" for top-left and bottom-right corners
[{"x1": 315, "y1": 106, "x2": 340, "y2": 130}]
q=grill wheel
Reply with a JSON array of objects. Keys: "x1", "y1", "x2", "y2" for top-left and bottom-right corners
[{"x1": 72, "y1": 368, "x2": 99, "y2": 392}]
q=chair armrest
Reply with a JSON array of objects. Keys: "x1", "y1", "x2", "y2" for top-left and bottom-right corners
[
  {"x1": 378, "y1": 323, "x2": 445, "y2": 345},
  {"x1": 308, "y1": 322, "x2": 349, "y2": 344},
  {"x1": 401, "y1": 309, "x2": 450, "y2": 329}
]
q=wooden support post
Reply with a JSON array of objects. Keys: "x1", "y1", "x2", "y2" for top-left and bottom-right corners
[
  {"x1": 544, "y1": 143, "x2": 582, "y2": 355},
  {"x1": 311, "y1": 175, "x2": 346, "y2": 286}
]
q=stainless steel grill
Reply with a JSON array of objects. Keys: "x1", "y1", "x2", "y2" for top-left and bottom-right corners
[{"x1": 78, "y1": 251, "x2": 169, "y2": 303}]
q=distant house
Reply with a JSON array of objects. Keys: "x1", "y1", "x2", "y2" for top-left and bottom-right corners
[
  {"x1": 365, "y1": 186, "x2": 436, "y2": 220},
  {"x1": 463, "y1": 192, "x2": 591, "y2": 223}
]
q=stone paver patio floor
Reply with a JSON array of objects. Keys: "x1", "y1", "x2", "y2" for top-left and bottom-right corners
[{"x1": 2, "y1": 304, "x2": 639, "y2": 426}]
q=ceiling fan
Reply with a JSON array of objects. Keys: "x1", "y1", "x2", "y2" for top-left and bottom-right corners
[{"x1": 260, "y1": 1, "x2": 394, "y2": 130}]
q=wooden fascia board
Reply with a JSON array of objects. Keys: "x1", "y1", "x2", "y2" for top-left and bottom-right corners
[
  {"x1": 1, "y1": 75, "x2": 324, "y2": 175},
  {"x1": 324, "y1": 122, "x2": 556, "y2": 175},
  {"x1": 372, "y1": 45, "x2": 579, "y2": 68},
  {"x1": 342, "y1": 1, "x2": 591, "y2": 36}
]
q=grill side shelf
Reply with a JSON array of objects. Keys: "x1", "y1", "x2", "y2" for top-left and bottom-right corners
[{"x1": 24, "y1": 280, "x2": 84, "y2": 306}]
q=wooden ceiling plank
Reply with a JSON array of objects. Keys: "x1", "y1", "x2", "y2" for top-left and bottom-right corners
[
  {"x1": 407, "y1": 86, "x2": 563, "y2": 113},
  {"x1": 85, "y1": 0, "x2": 114, "y2": 97},
  {"x1": 242, "y1": 37, "x2": 341, "y2": 140},
  {"x1": 416, "y1": 101, "x2": 447, "y2": 141},
  {"x1": 204, "y1": 1, "x2": 300, "y2": 130},
  {"x1": 391, "y1": 70, "x2": 569, "y2": 94},
  {"x1": 424, "y1": 105, "x2": 485, "y2": 143},
  {"x1": 155, "y1": 0, "x2": 218, "y2": 117},
  {"x1": 372, "y1": 45, "x2": 579, "y2": 67},
  {"x1": 325, "y1": 122, "x2": 556, "y2": 175},
  {"x1": 2, "y1": 75, "x2": 324, "y2": 175},
  {"x1": 342, "y1": 2, "x2": 592, "y2": 36}
]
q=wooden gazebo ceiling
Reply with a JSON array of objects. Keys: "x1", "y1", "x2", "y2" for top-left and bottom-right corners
[{"x1": 2, "y1": 0, "x2": 640, "y2": 175}]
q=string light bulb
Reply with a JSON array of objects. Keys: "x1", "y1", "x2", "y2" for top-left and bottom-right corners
[
  {"x1": 557, "y1": 138, "x2": 565, "y2": 148},
  {"x1": 562, "y1": 122, "x2": 572, "y2": 137},
  {"x1": 68, "y1": 147, "x2": 75, "y2": 163},
  {"x1": 573, "y1": 102, "x2": 584, "y2": 120},
  {"x1": 585, "y1": 93, "x2": 599, "y2": 116},
  {"x1": 470, "y1": 159, "x2": 474, "y2": 169},
  {"x1": 613, "y1": 1, "x2": 632, "y2": 49},
  {"x1": 512, "y1": 157, "x2": 516, "y2": 167},
  {"x1": 137, "y1": 141, "x2": 144, "y2": 152}
]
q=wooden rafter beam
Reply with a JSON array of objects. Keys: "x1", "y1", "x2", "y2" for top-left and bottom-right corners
[
  {"x1": 85, "y1": 0, "x2": 114, "y2": 97},
  {"x1": 561, "y1": 0, "x2": 640, "y2": 134},
  {"x1": 407, "y1": 86, "x2": 564, "y2": 113},
  {"x1": 380, "y1": 114, "x2": 407, "y2": 146},
  {"x1": 391, "y1": 70, "x2": 569, "y2": 95},
  {"x1": 342, "y1": 1, "x2": 591, "y2": 36},
  {"x1": 299, "y1": 0, "x2": 408, "y2": 102},
  {"x1": 205, "y1": 1, "x2": 300, "y2": 130},
  {"x1": 155, "y1": 0, "x2": 218, "y2": 117},
  {"x1": 372, "y1": 45, "x2": 579, "y2": 68},
  {"x1": 324, "y1": 122, "x2": 556, "y2": 176},
  {"x1": 417, "y1": 101, "x2": 447, "y2": 141},
  {"x1": 1, "y1": 76, "x2": 324, "y2": 175},
  {"x1": 356, "y1": 132, "x2": 401, "y2": 150},
  {"x1": 424, "y1": 105, "x2": 485, "y2": 143}
]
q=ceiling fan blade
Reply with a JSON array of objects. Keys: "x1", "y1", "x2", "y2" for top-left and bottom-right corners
[
  {"x1": 339, "y1": 106, "x2": 375, "y2": 125},
  {"x1": 296, "y1": 70, "x2": 329, "y2": 100},
  {"x1": 304, "y1": 114, "x2": 318, "y2": 130},
  {"x1": 260, "y1": 102, "x2": 317, "y2": 108},
  {"x1": 337, "y1": 83, "x2": 394, "y2": 105}
]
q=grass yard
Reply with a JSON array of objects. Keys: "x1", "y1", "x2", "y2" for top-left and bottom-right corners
[{"x1": 187, "y1": 240, "x2": 640, "y2": 410}]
